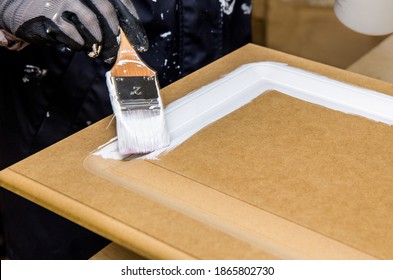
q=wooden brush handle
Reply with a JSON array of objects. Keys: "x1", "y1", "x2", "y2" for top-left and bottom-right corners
[{"x1": 111, "y1": 29, "x2": 155, "y2": 77}]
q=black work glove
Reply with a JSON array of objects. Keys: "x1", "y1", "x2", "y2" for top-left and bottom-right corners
[{"x1": 0, "y1": 0, "x2": 148, "y2": 63}]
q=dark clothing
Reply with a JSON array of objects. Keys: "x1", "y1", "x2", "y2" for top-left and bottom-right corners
[
  {"x1": 0, "y1": 0, "x2": 251, "y2": 259},
  {"x1": 0, "y1": 48, "x2": 113, "y2": 260},
  {"x1": 0, "y1": 189, "x2": 110, "y2": 259},
  {"x1": 0, "y1": 47, "x2": 113, "y2": 169},
  {"x1": 136, "y1": 0, "x2": 252, "y2": 85}
]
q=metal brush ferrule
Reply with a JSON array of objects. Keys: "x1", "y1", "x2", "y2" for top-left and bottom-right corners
[{"x1": 111, "y1": 76, "x2": 160, "y2": 110}]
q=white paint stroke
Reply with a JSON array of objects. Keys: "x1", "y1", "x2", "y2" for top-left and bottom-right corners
[{"x1": 94, "y1": 62, "x2": 393, "y2": 160}]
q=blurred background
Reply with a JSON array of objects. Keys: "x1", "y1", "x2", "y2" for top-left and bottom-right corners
[{"x1": 251, "y1": 0, "x2": 387, "y2": 69}]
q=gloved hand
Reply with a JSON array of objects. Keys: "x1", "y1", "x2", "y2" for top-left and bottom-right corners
[{"x1": 0, "y1": 0, "x2": 148, "y2": 63}]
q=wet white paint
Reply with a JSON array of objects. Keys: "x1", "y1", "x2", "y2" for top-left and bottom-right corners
[
  {"x1": 219, "y1": 0, "x2": 237, "y2": 15},
  {"x1": 160, "y1": 31, "x2": 172, "y2": 38},
  {"x1": 94, "y1": 62, "x2": 393, "y2": 160},
  {"x1": 241, "y1": 3, "x2": 252, "y2": 15},
  {"x1": 87, "y1": 43, "x2": 102, "y2": 58},
  {"x1": 92, "y1": 137, "x2": 124, "y2": 160},
  {"x1": 105, "y1": 72, "x2": 170, "y2": 155}
]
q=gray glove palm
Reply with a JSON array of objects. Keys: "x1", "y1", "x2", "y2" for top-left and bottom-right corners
[{"x1": 0, "y1": 0, "x2": 148, "y2": 62}]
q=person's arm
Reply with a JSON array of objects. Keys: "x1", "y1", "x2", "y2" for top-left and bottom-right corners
[{"x1": 0, "y1": 0, "x2": 148, "y2": 62}]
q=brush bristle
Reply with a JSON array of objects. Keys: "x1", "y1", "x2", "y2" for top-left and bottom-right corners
[
  {"x1": 106, "y1": 71, "x2": 170, "y2": 156},
  {"x1": 116, "y1": 108, "x2": 170, "y2": 155}
]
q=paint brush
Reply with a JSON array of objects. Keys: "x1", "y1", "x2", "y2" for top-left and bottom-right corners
[{"x1": 106, "y1": 29, "x2": 170, "y2": 155}]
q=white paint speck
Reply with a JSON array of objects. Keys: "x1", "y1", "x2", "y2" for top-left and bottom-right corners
[
  {"x1": 88, "y1": 44, "x2": 102, "y2": 58},
  {"x1": 219, "y1": 0, "x2": 237, "y2": 15},
  {"x1": 160, "y1": 31, "x2": 172, "y2": 38},
  {"x1": 241, "y1": 3, "x2": 252, "y2": 15}
]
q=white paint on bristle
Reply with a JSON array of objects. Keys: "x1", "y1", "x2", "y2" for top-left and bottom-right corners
[
  {"x1": 117, "y1": 109, "x2": 169, "y2": 155},
  {"x1": 106, "y1": 72, "x2": 170, "y2": 155}
]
